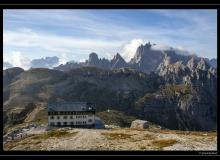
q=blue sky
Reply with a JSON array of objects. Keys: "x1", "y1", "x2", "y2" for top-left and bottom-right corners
[{"x1": 3, "y1": 9, "x2": 217, "y2": 69}]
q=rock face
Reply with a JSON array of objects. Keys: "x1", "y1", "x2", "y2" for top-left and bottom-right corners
[
  {"x1": 130, "y1": 120, "x2": 149, "y2": 129},
  {"x1": 205, "y1": 58, "x2": 217, "y2": 68},
  {"x1": 129, "y1": 42, "x2": 164, "y2": 73},
  {"x1": 111, "y1": 53, "x2": 128, "y2": 69},
  {"x1": 88, "y1": 52, "x2": 99, "y2": 66},
  {"x1": 140, "y1": 55, "x2": 217, "y2": 131}
]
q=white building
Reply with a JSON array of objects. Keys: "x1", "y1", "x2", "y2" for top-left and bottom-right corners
[{"x1": 47, "y1": 102, "x2": 95, "y2": 128}]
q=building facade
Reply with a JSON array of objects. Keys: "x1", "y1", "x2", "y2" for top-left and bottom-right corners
[{"x1": 47, "y1": 102, "x2": 95, "y2": 128}]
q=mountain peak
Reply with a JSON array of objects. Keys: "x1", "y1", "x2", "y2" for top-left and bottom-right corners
[
  {"x1": 187, "y1": 57, "x2": 198, "y2": 70},
  {"x1": 111, "y1": 53, "x2": 127, "y2": 69},
  {"x1": 113, "y1": 53, "x2": 123, "y2": 60},
  {"x1": 88, "y1": 52, "x2": 99, "y2": 66},
  {"x1": 197, "y1": 58, "x2": 210, "y2": 71},
  {"x1": 89, "y1": 52, "x2": 98, "y2": 59},
  {"x1": 144, "y1": 41, "x2": 152, "y2": 49}
]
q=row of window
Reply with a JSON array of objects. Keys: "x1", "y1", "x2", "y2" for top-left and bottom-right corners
[
  {"x1": 50, "y1": 121, "x2": 88, "y2": 126},
  {"x1": 48, "y1": 111, "x2": 94, "y2": 115},
  {"x1": 50, "y1": 115, "x2": 88, "y2": 120}
]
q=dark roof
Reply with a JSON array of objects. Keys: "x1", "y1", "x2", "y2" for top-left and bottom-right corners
[{"x1": 47, "y1": 102, "x2": 95, "y2": 112}]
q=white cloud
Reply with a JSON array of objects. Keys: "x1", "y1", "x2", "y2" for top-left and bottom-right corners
[
  {"x1": 4, "y1": 51, "x2": 31, "y2": 70},
  {"x1": 151, "y1": 43, "x2": 171, "y2": 51},
  {"x1": 4, "y1": 29, "x2": 122, "y2": 58},
  {"x1": 121, "y1": 39, "x2": 147, "y2": 62},
  {"x1": 58, "y1": 53, "x2": 68, "y2": 65},
  {"x1": 79, "y1": 59, "x2": 85, "y2": 63},
  {"x1": 152, "y1": 43, "x2": 195, "y2": 56}
]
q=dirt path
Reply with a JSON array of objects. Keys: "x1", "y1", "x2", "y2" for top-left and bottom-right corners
[{"x1": 24, "y1": 104, "x2": 45, "y2": 123}]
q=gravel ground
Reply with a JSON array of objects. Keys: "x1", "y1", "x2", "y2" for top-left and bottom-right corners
[{"x1": 4, "y1": 128, "x2": 217, "y2": 151}]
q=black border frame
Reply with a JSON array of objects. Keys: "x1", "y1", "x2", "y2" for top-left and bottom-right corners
[{"x1": 1, "y1": 3, "x2": 219, "y2": 157}]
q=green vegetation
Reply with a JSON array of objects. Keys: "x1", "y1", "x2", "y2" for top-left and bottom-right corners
[
  {"x1": 135, "y1": 93, "x2": 153, "y2": 107},
  {"x1": 151, "y1": 138, "x2": 177, "y2": 149},
  {"x1": 101, "y1": 132, "x2": 133, "y2": 140},
  {"x1": 96, "y1": 110, "x2": 136, "y2": 127},
  {"x1": 143, "y1": 133, "x2": 156, "y2": 140},
  {"x1": 31, "y1": 108, "x2": 48, "y2": 124},
  {"x1": 4, "y1": 130, "x2": 78, "y2": 150},
  {"x1": 164, "y1": 84, "x2": 191, "y2": 96}
]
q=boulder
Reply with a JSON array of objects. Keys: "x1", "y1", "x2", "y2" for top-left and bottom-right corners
[{"x1": 130, "y1": 120, "x2": 149, "y2": 129}]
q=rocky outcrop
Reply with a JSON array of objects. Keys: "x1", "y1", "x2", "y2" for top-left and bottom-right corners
[
  {"x1": 129, "y1": 42, "x2": 164, "y2": 73},
  {"x1": 136, "y1": 83, "x2": 217, "y2": 131},
  {"x1": 142, "y1": 55, "x2": 217, "y2": 131},
  {"x1": 111, "y1": 53, "x2": 128, "y2": 69},
  {"x1": 130, "y1": 120, "x2": 149, "y2": 129},
  {"x1": 88, "y1": 52, "x2": 99, "y2": 66},
  {"x1": 205, "y1": 58, "x2": 217, "y2": 68}
]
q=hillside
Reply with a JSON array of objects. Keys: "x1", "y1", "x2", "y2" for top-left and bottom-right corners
[
  {"x1": 3, "y1": 59, "x2": 217, "y2": 132},
  {"x1": 3, "y1": 67, "x2": 163, "y2": 131}
]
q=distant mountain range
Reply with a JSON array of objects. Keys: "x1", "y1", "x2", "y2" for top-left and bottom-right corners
[
  {"x1": 3, "y1": 42, "x2": 217, "y2": 71},
  {"x1": 3, "y1": 56, "x2": 59, "y2": 70},
  {"x1": 54, "y1": 42, "x2": 217, "y2": 73}
]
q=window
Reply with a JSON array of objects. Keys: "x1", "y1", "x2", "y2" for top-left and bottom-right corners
[
  {"x1": 57, "y1": 116, "x2": 60, "y2": 119},
  {"x1": 63, "y1": 116, "x2": 67, "y2": 119},
  {"x1": 70, "y1": 122, "x2": 74, "y2": 125},
  {"x1": 63, "y1": 122, "x2": 67, "y2": 126},
  {"x1": 88, "y1": 119, "x2": 92, "y2": 122},
  {"x1": 50, "y1": 116, "x2": 54, "y2": 119},
  {"x1": 57, "y1": 122, "x2": 61, "y2": 126},
  {"x1": 50, "y1": 122, "x2": 55, "y2": 126},
  {"x1": 70, "y1": 116, "x2": 73, "y2": 119}
]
